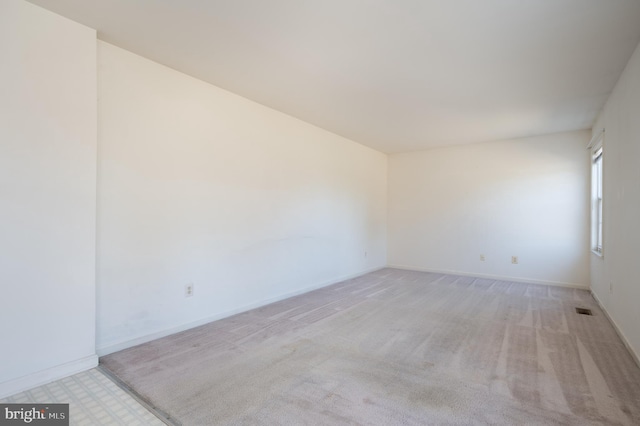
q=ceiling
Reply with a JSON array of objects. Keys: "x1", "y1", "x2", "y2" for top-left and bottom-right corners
[{"x1": 28, "y1": 0, "x2": 640, "y2": 153}]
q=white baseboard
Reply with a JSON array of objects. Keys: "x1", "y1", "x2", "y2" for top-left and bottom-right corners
[
  {"x1": 590, "y1": 290, "x2": 640, "y2": 369},
  {"x1": 0, "y1": 354, "x2": 98, "y2": 399},
  {"x1": 387, "y1": 264, "x2": 589, "y2": 289},
  {"x1": 97, "y1": 266, "x2": 385, "y2": 356}
]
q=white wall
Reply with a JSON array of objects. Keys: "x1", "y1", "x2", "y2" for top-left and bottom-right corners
[
  {"x1": 0, "y1": 0, "x2": 97, "y2": 397},
  {"x1": 388, "y1": 131, "x2": 590, "y2": 287},
  {"x1": 590, "y1": 39, "x2": 640, "y2": 362},
  {"x1": 96, "y1": 42, "x2": 387, "y2": 354}
]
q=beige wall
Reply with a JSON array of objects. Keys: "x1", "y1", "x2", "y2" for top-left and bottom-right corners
[
  {"x1": 0, "y1": 0, "x2": 98, "y2": 397},
  {"x1": 590, "y1": 39, "x2": 640, "y2": 362},
  {"x1": 388, "y1": 130, "x2": 590, "y2": 287},
  {"x1": 96, "y1": 42, "x2": 388, "y2": 354}
]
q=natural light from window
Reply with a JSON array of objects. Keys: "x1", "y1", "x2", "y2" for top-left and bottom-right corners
[{"x1": 591, "y1": 135, "x2": 603, "y2": 255}]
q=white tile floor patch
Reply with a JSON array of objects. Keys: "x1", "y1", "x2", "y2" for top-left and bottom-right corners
[{"x1": 0, "y1": 368, "x2": 165, "y2": 425}]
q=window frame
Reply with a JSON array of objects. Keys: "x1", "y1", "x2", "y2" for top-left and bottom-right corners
[{"x1": 590, "y1": 133, "x2": 604, "y2": 257}]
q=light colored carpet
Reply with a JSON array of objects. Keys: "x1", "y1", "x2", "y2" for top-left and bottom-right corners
[{"x1": 102, "y1": 269, "x2": 640, "y2": 425}]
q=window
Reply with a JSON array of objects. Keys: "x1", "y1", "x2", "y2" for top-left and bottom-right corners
[{"x1": 590, "y1": 134, "x2": 603, "y2": 255}]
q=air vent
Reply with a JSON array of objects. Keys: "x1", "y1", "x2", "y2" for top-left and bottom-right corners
[{"x1": 575, "y1": 307, "x2": 593, "y2": 316}]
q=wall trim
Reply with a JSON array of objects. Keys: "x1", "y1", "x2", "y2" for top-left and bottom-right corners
[
  {"x1": 387, "y1": 264, "x2": 589, "y2": 289},
  {"x1": 97, "y1": 266, "x2": 385, "y2": 356},
  {"x1": 0, "y1": 355, "x2": 98, "y2": 399},
  {"x1": 590, "y1": 290, "x2": 640, "y2": 369}
]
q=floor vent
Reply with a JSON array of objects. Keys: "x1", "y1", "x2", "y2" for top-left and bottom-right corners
[{"x1": 575, "y1": 307, "x2": 593, "y2": 316}]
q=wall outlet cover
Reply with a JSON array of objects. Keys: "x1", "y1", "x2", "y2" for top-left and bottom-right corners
[{"x1": 185, "y1": 284, "x2": 194, "y2": 297}]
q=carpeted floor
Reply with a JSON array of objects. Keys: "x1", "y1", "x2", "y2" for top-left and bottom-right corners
[{"x1": 101, "y1": 268, "x2": 640, "y2": 425}]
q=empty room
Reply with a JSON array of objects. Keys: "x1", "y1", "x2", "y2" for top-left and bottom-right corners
[{"x1": 2, "y1": 0, "x2": 640, "y2": 424}]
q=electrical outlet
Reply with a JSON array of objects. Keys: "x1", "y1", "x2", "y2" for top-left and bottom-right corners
[
  {"x1": 185, "y1": 283, "x2": 194, "y2": 297},
  {"x1": 480, "y1": 254, "x2": 485, "y2": 261},
  {"x1": 511, "y1": 256, "x2": 518, "y2": 264}
]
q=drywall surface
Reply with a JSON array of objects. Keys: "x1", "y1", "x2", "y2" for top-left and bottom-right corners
[
  {"x1": 0, "y1": 0, "x2": 97, "y2": 396},
  {"x1": 388, "y1": 131, "x2": 590, "y2": 287},
  {"x1": 590, "y1": 39, "x2": 640, "y2": 361},
  {"x1": 96, "y1": 42, "x2": 387, "y2": 353}
]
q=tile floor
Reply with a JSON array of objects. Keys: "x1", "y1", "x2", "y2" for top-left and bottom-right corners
[{"x1": 1, "y1": 368, "x2": 165, "y2": 425}]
